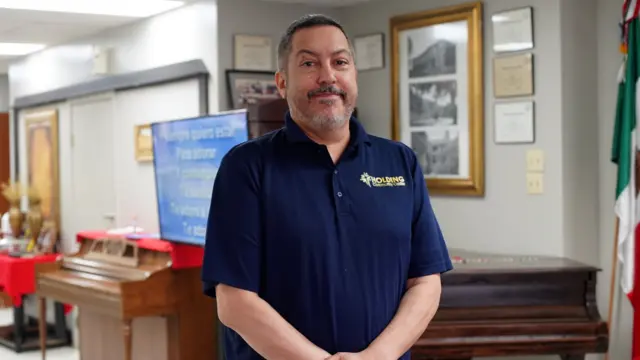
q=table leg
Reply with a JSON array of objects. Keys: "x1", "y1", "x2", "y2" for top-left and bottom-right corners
[
  {"x1": 13, "y1": 300, "x2": 24, "y2": 352},
  {"x1": 123, "y1": 319, "x2": 132, "y2": 360},
  {"x1": 39, "y1": 297, "x2": 46, "y2": 360}
]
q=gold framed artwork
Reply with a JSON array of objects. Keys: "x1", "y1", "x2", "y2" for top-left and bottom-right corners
[
  {"x1": 390, "y1": 1, "x2": 485, "y2": 196},
  {"x1": 25, "y1": 108, "x2": 60, "y2": 228},
  {"x1": 135, "y1": 123, "x2": 153, "y2": 162}
]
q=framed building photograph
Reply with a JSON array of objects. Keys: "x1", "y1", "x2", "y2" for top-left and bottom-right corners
[
  {"x1": 226, "y1": 69, "x2": 281, "y2": 109},
  {"x1": 390, "y1": 1, "x2": 485, "y2": 196}
]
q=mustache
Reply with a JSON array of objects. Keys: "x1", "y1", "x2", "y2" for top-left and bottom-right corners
[{"x1": 308, "y1": 85, "x2": 346, "y2": 99}]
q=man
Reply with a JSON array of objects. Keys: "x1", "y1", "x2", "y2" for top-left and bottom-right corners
[{"x1": 201, "y1": 14, "x2": 453, "y2": 360}]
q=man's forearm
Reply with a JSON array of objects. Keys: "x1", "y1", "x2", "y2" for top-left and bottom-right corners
[
  {"x1": 217, "y1": 285, "x2": 330, "y2": 360},
  {"x1": 365, "y1": 275, "x2": 442, "y2": 359}
]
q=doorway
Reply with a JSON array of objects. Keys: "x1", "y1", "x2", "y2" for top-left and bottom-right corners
[{"x1": 69, "y1": 94, "x2": 116, "y2": 238}]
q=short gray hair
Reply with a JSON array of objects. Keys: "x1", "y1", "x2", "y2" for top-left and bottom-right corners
[{"x1": 277, "y1": 14, "x2": 354, "y2": 72}]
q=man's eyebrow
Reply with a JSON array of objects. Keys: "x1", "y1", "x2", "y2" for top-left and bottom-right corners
[
  {"x1": 295, "y1": 49, "x2": 318, "y2": 57},
  {"x1": 294, "y1": 48, "x2": 352, "y2": 57}
]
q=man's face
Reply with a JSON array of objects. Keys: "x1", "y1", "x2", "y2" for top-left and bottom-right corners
[{"x1": 276, "y1": 25, "x2": 358, "y2": 132}]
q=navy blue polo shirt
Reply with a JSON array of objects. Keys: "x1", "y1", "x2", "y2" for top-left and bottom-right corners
[{"x1": 202, "y1": 112, "x2": 452, "y2": 360}]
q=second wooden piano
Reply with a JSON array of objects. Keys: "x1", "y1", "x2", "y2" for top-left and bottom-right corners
[
  {"x1": 412, "y1": 249, "x2": 609, "y2": 360},
  {"x1": 34, "y1": 232, "x2": 217, "y2": 360}
]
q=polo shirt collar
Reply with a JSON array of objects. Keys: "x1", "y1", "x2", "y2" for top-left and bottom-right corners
[{"x1": 284, "y1": 111, "x2": 371, "y2": 146}]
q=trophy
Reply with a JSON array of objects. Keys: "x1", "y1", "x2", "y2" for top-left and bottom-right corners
[
  {"x1": 26, "y1": 186, "x2": 44, "y2": 251},
  {"x1": 27, "y1": 187, "x2": 43, "y2": 243},
  {"x1": 1, "y1": 180, "x2": 24, "y2": 239}
]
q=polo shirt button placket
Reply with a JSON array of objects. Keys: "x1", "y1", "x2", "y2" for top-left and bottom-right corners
[{"x1": 337, "y1": 192, "x2": 343, "y2": 198}]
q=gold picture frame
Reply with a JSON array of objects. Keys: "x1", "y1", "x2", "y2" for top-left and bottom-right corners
[
  {"x1": 390, "y1": 2, "x2": 485, "y2": 196},
  {"x1": 135, "y1": 123, "x2": 153, "y2": 162},
  {"x1": 24, "y1": 108, "x2": 60, "y2": 228}
]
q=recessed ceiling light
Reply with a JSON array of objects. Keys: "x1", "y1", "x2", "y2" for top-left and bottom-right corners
[
  {"x1": 0, "y1": 0, "x2": 185, "y2": 17},
  {"x1": 0, "y1": 43, "x2": 46, "y2": 56}
]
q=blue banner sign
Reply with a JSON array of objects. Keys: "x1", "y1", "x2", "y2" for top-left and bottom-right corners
[{"x1": 151, "y1": 110, "x2": 248, "y2": 246}]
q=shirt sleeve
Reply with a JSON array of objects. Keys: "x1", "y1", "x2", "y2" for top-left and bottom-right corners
[
  {"x1": 201, "y1": 145, "x2": 262, "y2": 298},
  {"x1": 408, "y1": 152, "x2": 453, "y2": 279}
]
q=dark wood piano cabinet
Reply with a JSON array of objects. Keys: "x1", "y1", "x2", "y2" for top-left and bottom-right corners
[{"x1": 412, "y1": 250, "x2": 609, "y2": 360}]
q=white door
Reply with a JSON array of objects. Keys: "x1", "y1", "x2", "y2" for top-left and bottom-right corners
[{"x1": 69, "y1": 93, "x2": 116, "y2": 236}]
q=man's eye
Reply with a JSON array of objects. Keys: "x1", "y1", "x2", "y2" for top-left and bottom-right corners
[
  {"x1": 336, "y1": 60, "x2": 349, "y2": 66},
  {"x1": 301, "y1": 61, "x2": 314, "y2": 67}
]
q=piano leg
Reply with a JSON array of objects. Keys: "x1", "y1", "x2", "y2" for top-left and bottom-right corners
[
  {"x1": 123, "y1": 319, "x2": 132, "y2": 360},
  {"x1": 38, "y1": 296, "x2": 46, "y2": 360},
  {"x1": 561, "y1": 355, "x2": 585, "y2": 360}
]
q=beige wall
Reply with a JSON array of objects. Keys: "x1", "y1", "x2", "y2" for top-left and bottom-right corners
[{"x1": 0, "y1": 75, "x2": 7, "y2": 112}]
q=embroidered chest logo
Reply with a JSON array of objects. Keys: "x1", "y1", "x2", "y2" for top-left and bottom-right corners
[{"x1": 360, "y1": 172, "x2": 406, "y2": 188}]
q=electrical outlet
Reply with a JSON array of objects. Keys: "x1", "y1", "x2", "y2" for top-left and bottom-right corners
[
  {"x1": 526, "y1": 149, "x2": 544, "y2": 172},
  {"x1": 526, "y1": 173, "x2": 544, "y2": 194}
]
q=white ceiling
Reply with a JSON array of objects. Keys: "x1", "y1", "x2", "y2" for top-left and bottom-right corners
[
  {"x1": 0, "y1": 9, "x2": 154, "y2": 73},
  {"x1": 0, "y1": 0, "x2": 378, "y2": 74},
  {"x1": 257, "y1": 0, "x2": 376, "y2": 6}
]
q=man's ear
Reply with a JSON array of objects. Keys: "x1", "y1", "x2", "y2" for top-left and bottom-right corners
[{"x1": 275, "y1": 71, "x2": 286, "y2": 99}]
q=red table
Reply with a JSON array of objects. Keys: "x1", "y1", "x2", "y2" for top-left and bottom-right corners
[
  {"x1": 77, "y1": 230, "x2": 205, "y2": 268},
  {"x1": 0, "y1": 253, "x2": 60, "y2": 307},
  {"x1": 0, "y1": 252, "x2": 71, "y2": 352}
]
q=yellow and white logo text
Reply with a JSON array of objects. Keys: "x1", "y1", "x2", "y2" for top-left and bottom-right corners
[{"x1": 360, "y1": 172, "x2": 406, "y2": 188}]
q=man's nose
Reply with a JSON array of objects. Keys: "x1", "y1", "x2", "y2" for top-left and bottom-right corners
[{"x1": 317, "y1": 62, "x2": 336, "y2": 84}]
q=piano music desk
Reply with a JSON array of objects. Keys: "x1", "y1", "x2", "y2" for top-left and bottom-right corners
[
  {"x1": 35, "y1": 231, "x2": 216, "y2": 360},
  {"x1": 0, "y1": 252, "x2": 70, "y2": 353},
  {"x1": 412, "y1": 250, "x2": 609, "y2": 360}
]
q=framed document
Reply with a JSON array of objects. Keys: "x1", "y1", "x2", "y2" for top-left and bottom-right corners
[
  {"x1": 234, "y1": 34, "x2": 273, "y2": 71},
  {"x1": 494, "y1": 101, "x2": 535, "y2": 144},
  {"x1": 492, "y1": 7, "x2": 534, "y2": 53},
  {"x1": 135, "y1": 123, "x2": 153, "y2": 162},
  {"x1": 493, "y1": 53, "x2": 534, "y2": 98},
  {"x1": 354, "y1": 33, "x2": 385, "y2": 71}
]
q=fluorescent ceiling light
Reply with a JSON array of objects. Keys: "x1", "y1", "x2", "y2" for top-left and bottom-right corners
[
  {"x1": 0, "y1": 43, "x2": 45, "y2": 56},
  {"x1": 0, "y1": 0, "x2": 185, "y2": 17}
]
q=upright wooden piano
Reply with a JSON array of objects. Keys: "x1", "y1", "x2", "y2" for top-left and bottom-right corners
[
  {"x1": 34, "y1": 233, "x2": 217, "y2": 360},
  {"x1": 412, "y1": 250, "x2": 609, "y2": 360}
]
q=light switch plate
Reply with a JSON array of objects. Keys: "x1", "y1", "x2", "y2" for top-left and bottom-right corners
[
  {"x1": 526, "y1": 173, "x2": 544, "y2": 194},
  {"x1": 526, "y1": 149, "x2": 544, "y2": 172}
]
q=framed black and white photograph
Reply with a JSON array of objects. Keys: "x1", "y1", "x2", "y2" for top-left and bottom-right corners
[
  {"x1": 391, "y1": 2, "x2": 485, "y2": 196},
  {"x1": 409, "y1": 80, "x2": 457, "y2": 126},
  {"x1": 226, "y1": 69, "x2": 280, "y2": 109}
]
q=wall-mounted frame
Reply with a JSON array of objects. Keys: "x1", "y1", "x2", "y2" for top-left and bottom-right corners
[
  {"x1": 390, "y1": 1, "x2": 485, "y2": 196},
  {"x1": 226, "y1": 69, "x2": 280, "y2": 109},
  {"x1": 493, "y1": 52, "x2": 534, "y2": 98},
  {"x1": 354, "y1": 32, "x2": 385, "y2": 71},
  {"x1": 234, "y1": 34, "x2": 273, "y2": 71},
  {"x1": 135, "y1": 123, "x2": 153, "y2": 162},
  {"x1": 493, "y1": 100, "x2": 535, "y2": 144},
  {"x1": 491, "y1": 6, "x2": 534, "y2": 53},
  {"x1": 24, "y1": 108, "x2": 60, "y2": 228}
]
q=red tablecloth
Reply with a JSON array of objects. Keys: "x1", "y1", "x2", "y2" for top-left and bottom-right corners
[
  {"x1": 0, "y1": 253, "x2": 60, "y2": 307},
  {"x1": 77, "y1": 231, "x2": 204, "y2": 269}
]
